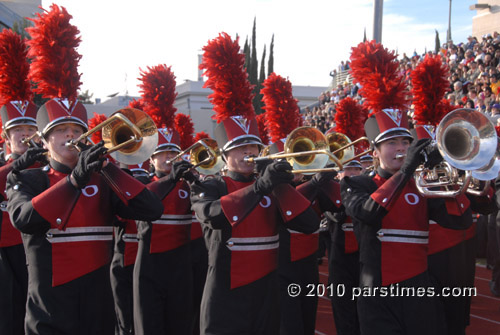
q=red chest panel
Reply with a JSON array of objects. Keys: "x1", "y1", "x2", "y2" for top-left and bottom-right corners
[
  {"x1": 45, "y1": 169, "x2": 114, "y2": 286},
  {"x1": 150, "y1": 179, "x2": 192, "y2": 254},
  {"x1": 0, "y1": 161, "x2": 22, "y2": 247},
  {"x1": 428, "y1": 220, "x2": 465, "y2": 255},
  {"x1": 224, "y1": 177, "x2": 279, "y2": 289},
  {"x1": 287, "y1": 198, "x2": 318, "y2": 261},
  {"x1": 342, "y1": 216, "x2": 359, "y2": 254},
  {"x1": 373, "y1": 175, "x2": 429, "y2": 286}
]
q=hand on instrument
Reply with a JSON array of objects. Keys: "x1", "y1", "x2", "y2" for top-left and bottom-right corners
[
  {"x1": 169, "y1": 161, "x2": 194, "y2": 182},
  {"x1": 401, "y1": 138, "x2": 432, "y2": 176},
  {"x1": 423, "y1": 146, "x2": 443, "y2": 169},
  {"x1": 254, "y1": 160, "x2": 294, "y2": 195},
  {"x1": 71, "y1": 142, "x2": 108, "y2": 189},
  {"x1": 311, "y1": 164, "x2": 338, "y2": 186},
  {"x1": 12, "y1": 147, "x2": 48, "y2": 173}
]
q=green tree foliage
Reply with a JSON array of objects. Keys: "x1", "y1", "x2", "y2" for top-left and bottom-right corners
[
  {"x1": 78, "y1": 90, "x2": 94, "y2": 104},
  {"x1": 268, "y1": 34, "x2": 274, "y2": 76},
  {"x1": 435, "y1": 30, "x2": 441, "y2": 54}
]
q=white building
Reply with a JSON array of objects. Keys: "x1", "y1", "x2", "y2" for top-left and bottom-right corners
[{"x1": 87, "y1": 80, "x2": 327, "y2": 137}]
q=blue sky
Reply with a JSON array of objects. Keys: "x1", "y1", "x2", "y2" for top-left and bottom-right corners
[{"x1": 42, "y1": 0, "x2": 479, "y2": 102}]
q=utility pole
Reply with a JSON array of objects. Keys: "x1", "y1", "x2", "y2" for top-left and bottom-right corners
[{"x1": 373, "y1": 0, "x2": 383, "y2": 43}]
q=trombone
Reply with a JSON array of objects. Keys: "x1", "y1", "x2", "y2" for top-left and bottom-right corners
[
  {"x1": 244, "y1": 126, "x2": 343, "y2": 174},
  {"x1": 21, "y1": 133, "x2": 42, "y2": 147},
  {"x1": 65, "y1": 108, "x2": 158, "y2": 165},
  {"x1": 326, "y1": 131, "x2": 372, "y2": 166},
  {"x1": 165, "y1": 138, "x2": 224, "y2": 175}
]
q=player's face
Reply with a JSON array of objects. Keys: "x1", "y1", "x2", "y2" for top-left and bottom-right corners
[
  {"x1": 5, "y1": 124, "x2": 37, "y2": 155},
  {"x1": 44, "y1": 123, "x2": 85, "y2": 169},
  {"x1": 374, "y1": 137, "x2": 411, "y2": 174},
  {"x1": 151, "y1": 150, "x2": 179, "y2": 175},
  {"x1": 225, "y1": 144, "x2": 260, "y2": 176}
]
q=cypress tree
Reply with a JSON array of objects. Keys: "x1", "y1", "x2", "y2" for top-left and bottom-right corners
[
  {"x1": 250, "y1": 17, "x2": 258, "y2": 86},
  {"x1": 244, "y1": 37, "x2": 250, "y2": 76},
  {"x1": 435, "y1": 30, "x2": 441, "y2": 54},
  {"x1": 268, "y1": 34, "x2": 274, "y2": 76},
  {"x1": 255, "y1": 45, "x2": 266, "y2": 114}
]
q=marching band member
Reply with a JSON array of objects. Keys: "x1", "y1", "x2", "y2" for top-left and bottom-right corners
[
  {"x1": 191, "y1": 33, "x2": 319, "y2": 335},
  {"x1": 261, "y1": 72, "x2": 329, "y2": 335},
  {"x1": 359, "y1": 154, "x2": 374, "y2": 172},
  {"x1": 133, "y1": 65, "x2": 194, "y2": 335},
  {"x1": 0, "y1": 29, "x2": 44, "y2": 335},
  {"x1": 342, "y1": 40, "x2": 472, "y2": 335},
  {"x1": 6, "y1": 6, "x2": 164, "y2": 334},
  {"x1": 327, "y1": 160, "x2": 362, "y2": 335},
  {"x1": 110, "y1": 161, "x2": 151, "y2": 335}
]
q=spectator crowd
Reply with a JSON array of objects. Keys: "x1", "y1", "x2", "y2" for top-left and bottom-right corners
[{"x1": 305, "y1": 32, "x2": 500, "y2": 132}]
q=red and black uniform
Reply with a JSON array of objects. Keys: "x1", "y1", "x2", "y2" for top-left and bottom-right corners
[
  {"x1": 428, "y1": 186, "x2": 495, "y2": 335},
  {"x1": 6, "y1": 160, "x2": 163, "y2": 335},
  {"x1": 190, "y1": 171, "x2": 319, "y2": 335},
  {"x1": 190, "y1": 213, "x2": 208, "y2": 335},
  {"x1": 133, "y1": 173, "x2": 193, "y2": 335},
  {"x1": 326, "y1": 207, "x2": 360, "y2": 335},
  {"x1": 110, "y1": 173, "x2": 151, "y2": 335},
  {"x1": 0, "y1": 154, "x2": 28, "y2": 335},
  {"x1": 275, "y1": 178, "x2": 340, "y2": 335},
  {"x1": 341, "y1": 168, "x2": 472, "y2": 335}
]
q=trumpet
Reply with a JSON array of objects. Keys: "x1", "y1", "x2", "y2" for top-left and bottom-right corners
[
  {"x1": 165, "y1": 138, "x2": 224, "y2": 175},
  {"x1": 244, "y1": 126, "x2": 343, "y2": 174},
  {"x1": 21, "y1": 132, "x2": 42, "y2": 147},
  {"x1": 65, "y1": 108, "x2": 158, "y2": 165}
]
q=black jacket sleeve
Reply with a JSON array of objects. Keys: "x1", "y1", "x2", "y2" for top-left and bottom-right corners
[
  {"x1": 340, "y1": 175, "x2": 385, "y2": 225},
  {"x1": 282, "y1": 207, "x2": 320, "y2": 234},
  {"x1": 427, "y1": 197, "x2": 472, "y2": 230},
  {"x1": 6, "y1": 169, "x2": 50, "y2": 235},
  {"x1": 190, "y1": 177, "x2": 230, "y2": 230}
]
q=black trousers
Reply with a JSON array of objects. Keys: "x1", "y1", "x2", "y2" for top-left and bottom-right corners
[
  {"x1": 134, "y1": 243, "x2": 193, "y2": 335},
  {"x1": 428, "y1": 241, "x2": 468, "y2": 335},
  {"x1": 278, "y1": 254, "x2": 318, "y2": 335},
  {"x1": 357, "y1": 271, "x2": 438, "y2": 335},
  {"x1": 0, "y1": 244, "x2": 28, "y2": 335},
  {"x1": 329, "y1": 250, "x2": 360, "y2": 335},
  {"x1": 190, "y1": 238, "x2": 208, "y2": 335},
  {"x1": 110, "y1": 251, "x2": 135, "y2": 335},
  {"x1": 25, "y1": 264, "x2": 115, "y2": 335}
]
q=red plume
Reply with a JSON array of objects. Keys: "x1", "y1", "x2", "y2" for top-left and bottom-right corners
[
  {"x1": 138, "y1": 64, "x2": 177, "y2": 128},
  {"x1": 255, "y1": 113, "x2": 269, "y2": 145},
  {"x1": 0, "y1": 30, "x2": 32, "y2": 106},
  {"x1": 261, "y1": 73, "x2": 301, "y2": 143},
  {"x1": 87, "y1": 113, "x2": 107, "y2": 144},
  {"x1": 199, "y1": 33, "x2": 255, "y2": 123},
  {"x1": 349, "y1": 41, "x2": 408, "y2": 116},
  {"x1": 194, "y1": 131, "x2": 210, "y2": 142},
  {"x1": 27, "y1": 4, "x2": 82, "y2": 101},
  {"x1": 334, "y1": 97, "x2": 368, "y2": 141},
  {"x1": 411, "y1": 55, "x2": 450, "y2": 126},
  {"x1": 128, "y1": 98, "x2": 145, "y2": 110},
  {"x1": 174, "y1": 113, "x2": 195, "y2": 150}
]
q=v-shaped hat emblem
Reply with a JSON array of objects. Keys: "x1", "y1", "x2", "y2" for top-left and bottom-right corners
[
  {"x1": 230, "y1": 116, "x2": 251, "y2": 134},
  {"x1": 55, "y1": 98, "x2": 78, "y2": 115},
  {"x1": 382, "y1": 109, "x2": 402, "y2": 127},
  {"x1": 158, "y1": 128, "x2": 174, "y2": 142},
  {"x1": 422, "y1": 125, "x2": 436, "y2": 140},
  {"x1": 10, "y1": 101, "x2": 28, "y2": 116}
]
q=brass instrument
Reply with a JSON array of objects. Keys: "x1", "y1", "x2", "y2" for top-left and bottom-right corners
[
  {"x1": 416, "y1": 108, "x2": 498, "y2": 197},
  {"x1": 326, "y1": 131, "x2": 371, "y2": 165},
  {"x1": 244, "y1": 126, "x2": 343, "y2": 174},
  {"x1": 21, "y1": 133, "x2": 42, "y2": 147},
  {"x1": 165, "y1": 138, "x2": 224, "y2": 175},
  {"x1": 66, "y1": 108, "x2": 158, "y2": 165}
]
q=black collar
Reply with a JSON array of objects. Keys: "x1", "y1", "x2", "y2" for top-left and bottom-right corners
[
  {"x1": 376, "y1": 167, "x2": 395, "y2": 180},
  {"x1": 49, "y1": 159, "x2": 73, "y2": 174},
  {"x1": 226, "y1": 170, "x2": 256, "y2": 183},
  {"x1": 155, "y1": 171, "x2": 166, "y2": 178},
  {"x1": 10, "y1": 153, "x2": 20, "y2": 160}
]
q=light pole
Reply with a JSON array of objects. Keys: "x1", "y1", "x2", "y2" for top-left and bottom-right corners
[
  {"x1": 447, "y1": 0, "x2": 452, "y2": 42},
  {"x1": 373, "y1": 0, "x2": 383, "y2": 43}
]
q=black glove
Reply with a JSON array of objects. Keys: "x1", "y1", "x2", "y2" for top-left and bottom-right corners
[
  {"x1": 12, "y1": 147, "x2": 48, "y2": 173},
  {"x1": 254, "y1": 160, "x2": 294, "y2": 195},
  {"x1": 400, "y1": 138, "x2": 432, "y2": 175},
  {"x1": 311, "y1": 164, "x2": 338, "y2": 186},
  {"x1": 71, "y1": 142, "x2": 107, "y2": 189},
  {"x1": 423, "y1": 146, "x2": 443, "y2": 169},
  {"x1": 255, "y1": 158, "x2": 273, "y2": 175},
  {"x1": 169, "y1": 161, "x2": 194, "y2": 182}
]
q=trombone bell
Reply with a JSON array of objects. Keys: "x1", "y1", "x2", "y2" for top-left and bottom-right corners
[{"x1": 284, "y1": 127, "x2": 330, "y2": 174}]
